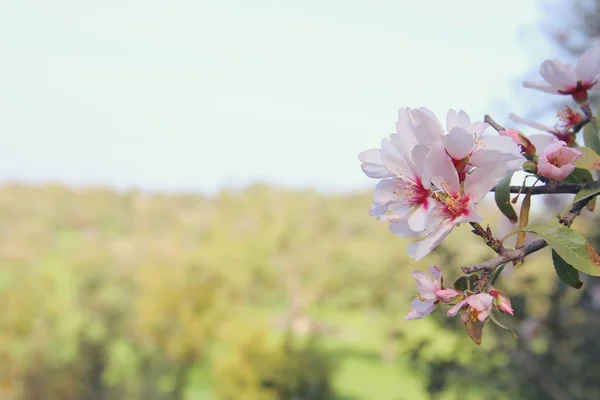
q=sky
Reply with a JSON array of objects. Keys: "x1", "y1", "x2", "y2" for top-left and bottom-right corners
[{"x1": 0, "y1": 0, "x2": 557, "y2": 194}]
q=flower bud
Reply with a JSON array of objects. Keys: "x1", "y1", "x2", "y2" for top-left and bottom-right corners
[
  {"x1": 489, "y1": 290, "x2": 514, "y2": 315},
  {"x1": 436, "y1": 288, "x2": 464, "y2": 304},
  {"x1": 522, "y1": 161, "x2": 538, "y2": 174}
]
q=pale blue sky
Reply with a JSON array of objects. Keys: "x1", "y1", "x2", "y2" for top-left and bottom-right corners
[{"x1": 0, "y1": 1, "x2": 555, "y2": 193}]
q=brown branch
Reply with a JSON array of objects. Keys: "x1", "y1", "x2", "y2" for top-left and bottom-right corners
[
  {"x1": 490, "y1": 182, "x2": 584, "y2": 195},
  {"x1": 461, "y1": 197, "x2": 592, "y2": 274},
  {"x1": 484, "y1": 114, "x2": 505, "y2": 132}
]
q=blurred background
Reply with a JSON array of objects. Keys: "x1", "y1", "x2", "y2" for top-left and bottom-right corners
[{"x1": 1, "y1": 1, "x2": 600, "y2": 399}]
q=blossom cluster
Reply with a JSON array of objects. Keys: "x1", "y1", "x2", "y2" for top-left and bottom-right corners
[
  {"x1": 359, "y1": 43, "x2": 600, "y2": 343},
  {"x1": 359, "y1": 108, "x2": 522, "y2": 261}
]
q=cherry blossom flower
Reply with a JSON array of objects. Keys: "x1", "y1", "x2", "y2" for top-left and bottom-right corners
[
  {"x1": 498, "y1": 128, "x2": 536, "y2": 158},
  {"x1": 405, "y1": 145, "x2": 506, "y2": 261},
  {"x1": 358, "y1": 110, "x2": 437, "y2": 232},
  {"x1": 442, "y1": 110, "x2": 522, "y2": 174},
  {"x1": 405, "y1": 266, "x2": 463, "y2": 320},
  {"x1": 510, "y1": 112, "x2": 576, "y2": 146},
  {"x1": 523, "y1": 44, "x2": 600, "y2": 103},
  {"x1": 447, "y1": 293, "x2": 494, "y2": 323},
  {"x1": 537, "y1": 140, "x2": 582, "y2": 181},
  {"x1": 489, "y1": 290, "x2": 514, "y2": 315}
]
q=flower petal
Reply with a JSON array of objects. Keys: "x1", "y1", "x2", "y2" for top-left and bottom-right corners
[
  {"x1": 407, "y1": 221, "x2": 454, "y2": 261},
  {"x1": 464, "y1": 164, "x2": 506, "y2": 203},
  {"x1": 576, "y1": 44, "x2": 600, "y2": 84},
  {"x1": 443, "y1": 127, "x2": 475, "y2": 160},
  {"x1": 405, "y1": 298, "x2": 437, "y2": 320},
  {"x1": 411, "y1": 271, "x2": 438, "y2": 299},
  {"x1": 446, "y1": 299, "x2": 468, "y2": 318},
  {"x1": 359, "y1": 149, "x2": 393, "y2": 178},
  {"x1": 523, "y1": 80, "x2": 561, "y2": 94},
  {"x1": 540, "y1": 59, "x2": 577, "y2": 91}
]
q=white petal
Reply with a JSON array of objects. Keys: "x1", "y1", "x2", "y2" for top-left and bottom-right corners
[
  {"x1": 576, "y1": 44, "x2": 600, "y2": 84},
  {"x1": 389, "y1": 221, "x2": 419, "y2": 238},
  {"x1": 412, "y1": 271, "x2": 438, "y2": 299},
  {"x1": 426, "y1": 143, "x2": 459, "y2": 192},
  {"x1": 446, "y1": 109, "x2": 460, "y2": 132},
  {"x1": 469, "y1": 136, "x2": 522, "y2": 167},
  {"x1": 509, "y1": 113, "x2": 554, "y2": 133},
  {"x1": 528, "y1": 134, "x2": 557, "y2": 151},
  {"x1": 443, "y1": 127, "x2": 475, "y2": 160},
  {"x1": 523, "y1": 80, "x2": 561, "y2": 94},
  {"x1": 407, "y1": 222, "x2": 454, "y2": 261},
  {"x1": 540, "y1": 59, "x2": 577, "y2": 91},
  {"x1": 408, "y1": 198, "x2": 436, "y2": 232},
  {"x1": 372, "y1": 179, "x2": 396, "y2": 205},
  {"x1": 405, "y1": 298, "x2": 437, "y2": 320},
  {"x1": 464, "y1": 164, "x2": 506, "y2": 203},
  {"x1": 428, "y1": 265, "x2": 442, "y2": 282},
  {"x1": 381, "y1": 138, "x2": 416, "y2": 177},
  {"x1": 446, "y1": 299, "x2": 468, "y2": 318},
  {"x1": 359, "y1": 149, "x2": 393, "y2": 178},
  {"x1": 413, "y1": 108, "x2": 444, "y2": 147}
]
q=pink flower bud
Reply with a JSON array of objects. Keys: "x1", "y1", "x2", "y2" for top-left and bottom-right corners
[
  {"x1": 489, "y1": 290, "x2": 514, "y2": 315},
  {"x1": 436, "y1": 288, "x2": 464, "y2": 304},
  {"x1": 499, "y1": 128, "x2": 536, "y2": 158},
  {"x1": 537, "y1": 141, "x2": 582, "y2": 181}
]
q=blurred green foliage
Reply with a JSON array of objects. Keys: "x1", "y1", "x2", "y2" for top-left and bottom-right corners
[{"x1": 0, "y1": 183, "x2": 597, "y2": 399}]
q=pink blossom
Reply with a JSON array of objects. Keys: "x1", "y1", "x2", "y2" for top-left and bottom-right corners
[
  {"x1": 442, "y1": 110, "x2": 522, "y2": 175},
  {"x1": 405, "y1": 266, "x2": 443, "y2": 320},
  {"x1": 498, "y1": 128, "x2": 536, "y2": 158},
  {"x1": 524, "y1": 44, "x2": 600, "y2": 103},
  {"x1": 489, "y1": 290, "x2": 514, "y2": 316},
  {"x1": 509, "y1": 112, "x2": 576, "y2": 146},
  {"x1": 405, "y1": 145, "x2": 505, "y2": 261},
  {"x1": 405, "y1": 266, "x2": 464, "y2": 320},
  {"x1": 447, "y1": 293, "x2": 494, "y2": 322},
  {"x1": 359, "y1": 108, "x2": 439, "y2": 233},
  {"x1": 537, "y1": 141, "x2": 582, "y2": 181},
  {"x1": 436, "y1": 288, "x2": 463, "y2": 303}
]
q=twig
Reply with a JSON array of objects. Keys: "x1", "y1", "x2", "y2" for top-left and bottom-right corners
[
  {"x1": 461, "y1": 197, "x2": 592, "y2": 274},
  {"x1": 484, "y1": 115, "x2": 505, "y2": 132},
  {"x1": 490, "y1": 183, "x2": 585, "y2": 195}
]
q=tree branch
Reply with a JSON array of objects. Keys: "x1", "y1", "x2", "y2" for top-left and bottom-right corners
[
  {"x1": 490, "y1": 182, "x2": 585, "y2": 195},
  {"x1": 461, "y1": 197, "x2": 592, "y2": 274}
]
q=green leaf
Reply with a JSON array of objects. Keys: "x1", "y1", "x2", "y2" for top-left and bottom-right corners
[
  {"x1": 522, "y1": 222, "x2": 600, "y2": 277},
  {"x1": 574, "y1": 147, "x2": 600, "y2": 170},
  {"x1": 454, "y1": 275, "x2": 479, "y2": 292},
  {"x1": 490, "y1": 263, "x2": 506, "y2": 285},
  {"x1": 563, "y1": 168, "x2": 594, "y2": 184},
  {"x1": 514, "y1": 187, "x2": 532, "y2": 266},
  {"x1": 494, "y1": 172, "x2": 518, "y2": 223},
  {"x1": 552, "y1": 249, "x2": 583, "y2": 289},
  {"x1": 583, "y1": 114, "x2": 600, "y2": 155},
  {"x1": 489, "y1": 313, "x2": 518, "y2": 339},
  {"x1": 570, "y1": 181, "x2": 600, "y2": 207}
]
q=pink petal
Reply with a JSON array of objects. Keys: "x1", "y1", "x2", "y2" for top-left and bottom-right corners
[
  {"x1": 509, "y1": 113, "x2": 554, "y2": 133},
  {"x1": 407, "y1": 221, "x2": 454, "y2": 261},
  {"x1": 443, "y1": 127, "x2": 475, "y2": 160},
  {"x1": 411, "y1": 271, "x2": 439, "y2": 300},
  {"x1": 428, "y1": 265, "x2": 442, "y2": 282},
  {"x1": 408, "y1": 198, "x2": 435, "y2": 232},
  {"x1": 523, "y1": 80, "x2": 561, "y2": 94},
  {"x1": 446, "y1": 299, "x2": 468, "y2": 318},
  {"x1": 426, "y1": 143, "x2": 460, "y2": 192},
  {"x1": 405, "y1": 298, "x2": 437, "y2": 320},
  {"x1": 464, "y1": 164, "x2": 506, "y2": 204},
  {"x1": 576, "y1": 44, "x2": 600, "y2": 84},
  {"x1": 359, "y1": 149, "x2": 393, "y2": 178},
  {"x1": 540, "y1": 59, "x2": 577, "y2": 91}
]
